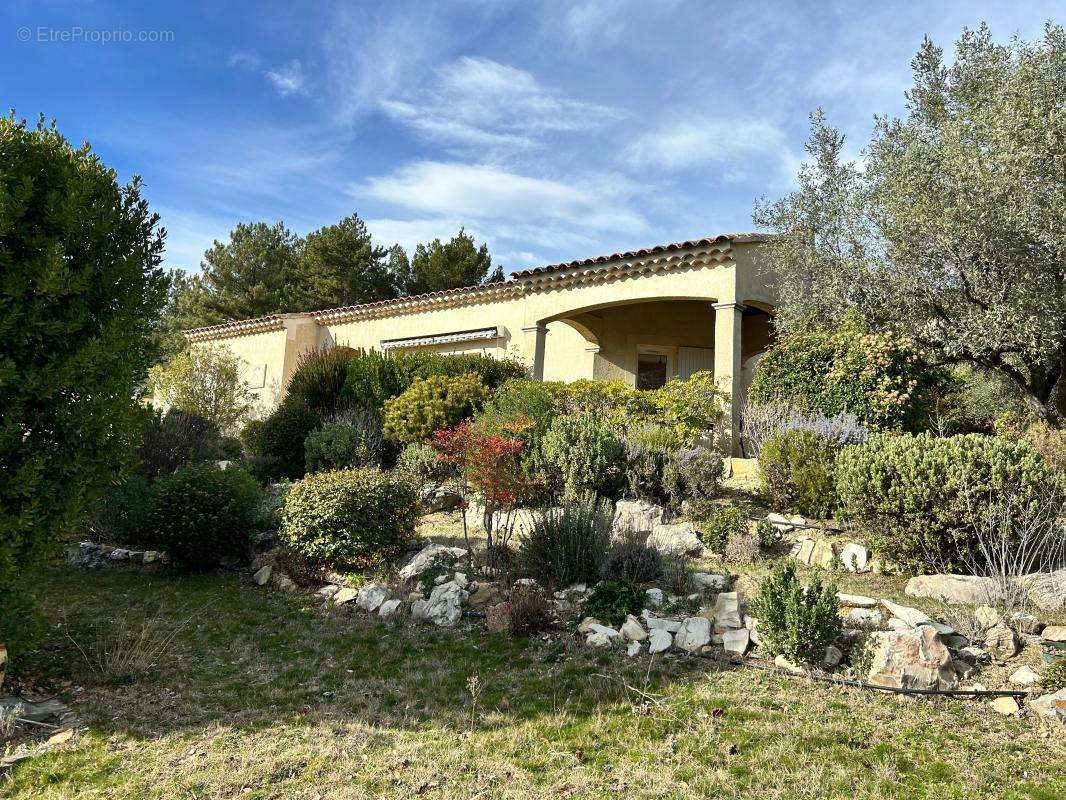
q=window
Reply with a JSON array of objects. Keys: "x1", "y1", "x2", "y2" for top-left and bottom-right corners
[{"x1": 637, "y1": 351, "x2": 669, "y2": 390}]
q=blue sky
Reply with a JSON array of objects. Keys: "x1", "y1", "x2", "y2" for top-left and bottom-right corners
[{"x1": 2, "y1": 1, "x2": 1058, "y2": 275}]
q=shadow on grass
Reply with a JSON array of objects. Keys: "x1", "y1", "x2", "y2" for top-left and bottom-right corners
[{"x1": 15, "y1": 565, "x2": 741, "y2": 741}]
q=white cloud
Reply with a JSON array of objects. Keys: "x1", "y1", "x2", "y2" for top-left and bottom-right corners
[
  {"x1": 380, "y1": 56, "x2": 620, "y2": 154},
  {"x1": 358, "y1": 160, "x2": 646, "y2": 232},
  {"x1": 806, "y1": 59, "x2": 908, "y2": 102},
  {"x1": 623, "y1": 116, "x2": 799, "y2": 182},
  {"x1": 264, "y1": 60, "x2": 307, "y2": 97},
  {"x1": 564, "y1": 0, "x2": 626, "y2": 47},
  {"x1": 227, "y1": 51, "x2": 261, "y2": 71}
]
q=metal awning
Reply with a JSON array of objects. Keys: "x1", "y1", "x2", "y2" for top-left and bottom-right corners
[{"x1": 380, "y1": 326, "x2": 502, "y2": 350}]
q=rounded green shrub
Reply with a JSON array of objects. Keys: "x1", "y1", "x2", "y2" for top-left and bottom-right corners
[
  {"x1": 395, "y1": 442, "x2": 449, "y2": 487},
  {"x1": 582, "y1": 579, "x2": 648, "y2": 627},
  {"x1": 624, "y1": 425, "x2": 684, "y2": 506},
  {"x1": 383, "y1": 373, "x2": 489, "y2": 444},
  {"x1": 541, "y1": 413, "x2": 627, "y2": 500},
  {"x1": 280, "y1": 467, "x2": 419, "y2": 570},
  {"x1": 304, "y1": 418, "x2": 381, "y2": 472},
  {"x1": 151, "y1": 464, "x2": 262, "y2": 570},
  {"x1": 750, "y1": 560, "x2": 841, "y2": 665},
  {"x1": 759, "y1": 429, "x2": 840, "y2": 518},
  {"x1": 245, "y1": 399, "x2": 321, "y2": 481},
  {"x1": 662, "y1": 446, "x2": 724, "y2": 514},
  {"x1": 749, "y1": 318, "x2": 941, "y2": 431},
  {"x1": 835, "y1": 433, "x2": 1059, "y2": 571},
  {"x1": 697, "y1": 505, "x2": 746, "y2": 553}
]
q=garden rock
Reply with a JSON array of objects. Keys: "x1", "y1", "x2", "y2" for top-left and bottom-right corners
[
  {"x1": 613, "y1": 500, "x2": 666, "y2": 534},
  {"x1": 1008, "y1": 665, "x2": 1040, "y2": 686},
  {"x1": 649, "y1": 522, "x2": 704, "y2": 556},
  {"x1": 333, "y1": 587, "x2": 358, "y2": 606},
  {"x1": 674, "y1": 617, "x2": 711, "y2": 652},
  {"x1": 865, "y1": 627, "x2": 957, "y2": 690},
  {"x1": 743, "y1": 615, "x2": 761, "y2": 646},
  {"x1": 356, "y1": 583, "x2": 389, "y2": 613},
  {"x1": 789, "y1": 538, "x2": 815, "y2": 564},
  {"x1": 586, "y1": 625, "x2": 622, "y2": 648},
  {"x1": 692, "y1": 572, "x2": 729, "y2": 592},
  {"x1": 722, "y1": 629, "x2": 749, "y2": 655},
  {"x1": 712, "y1": 592, "x2": 742, "y2": 630},
  {"x1": 774, "y1": 654, "x2": 805, "y2": 674},
  {"x1": 378, "y1": 599, "x2": 402, "y2": 618},
  {"x1": 578, "y1": 617, "x2": 602, "y2": 634},
  {"x1": 904, "y1": 574, "x2": 1001, "y2": 606},
  {"x1": 991, "y1": 697, "x2": 1020, "y2": 715},
  {"x1": 823, "y1": 645, "x2": 843, "y2": 668},
  {"x1": 847, "y1": 608, "x2": 883, "y2": 628},
  {"x1": 645, "y1": 588, "x2": 664, "y2": 608},
  {"x1": 621, "y1": 615, "x2": 648, "y2": 642},
  {"x1": 626, "y1": 641, "x2": 642, "y2": 657},
  {"x1": 648, "y1": 628, "x2": 672, "y2": 653},
  {"x1": 1029, "y1": 688, "x2": 1066, "y2": 721},
  {"x1": 252, "y1": 565, "x2": 272, "y2": 586},
  {"x1": 1040, "y1": 625, "x2": 1066, "y2": 642},
  {"x1": 879, "y1": 599, "x2": 932, "y2": 628},
  {"x1": 837, "y1": 593, "x2": 877, "y2": 608},
  {"x1": 767, "y1": 513, "x2": 803, "y2": 532},
  {"x1": 984, "y1": 623, "x2": 1021, "y2": 660},
  {"x1": 412, "y1": 580, "x2": 467, "y2": 627},
  {"x1": 1019, "y1": 570, "x2": 1066, "y2": 612},
  {"x1": 468, "y1": 584, "x2": 503, "y2": 609},
  {"x1": 644, "y1": 614, "x2": 682, "y2": 633},
  {"x1": 398, "y1": 543, "x2": 467, "y2": 583},
  {"x1": 271, "y1": 572, "x2": 297, "y2": 592},
  {"x1": 839, "y1": 543, "x2": 870, "y2": 572},
  {"x1": 974, "y1": 605, "x2": 1001, "y2": 630},
  {"x1": 421, "y1": 487, "x2": 463, "y2": 513},
  {"x1": 1009, "y1": 613, "x2": 1042, "y2": 635},
  {"x1": 316, "y1": 585, "x2": 340, "y2": 600}
]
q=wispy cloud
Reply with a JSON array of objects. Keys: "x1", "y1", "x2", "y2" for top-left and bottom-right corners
[
  {"x1": 264, "y1": 59, "x2": 308, "y2": 97},
  {"x1": 359, "y1": 160, "x2": 646, "y2": 230},
  {"x1": 380, "y1": 56, "x2": 620, "y2": 155},
  {"x1": 623, "y1": 116, "x2": 799, "y2": 183}
]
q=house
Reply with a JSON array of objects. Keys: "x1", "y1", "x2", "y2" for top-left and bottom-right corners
[{"x1": 183, "y1": 232, "x2": 778, "y2": 453}]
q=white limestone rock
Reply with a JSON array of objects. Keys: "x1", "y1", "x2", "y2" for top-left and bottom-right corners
[
  {"x1": 674, "y1": 617, "x2": 711, "y2": 652},
  {"x1": 626, "y1": 641, "x2": 643, "y2": 657},
  {"x1": 621, "y1": 615, "x2": 648, "y2": 642},
  {"x1": 1029, "y1": 688, "x2": 1066, "y2": 720},
  {"x1": 578, "y1": 617, "x2": 602, "y2": 634},
  {"x1": 879, "y1": 599, "x2": 932, "y2": 627},
  {"x1": 398, "y1": 543, "x2": 467, "y2": 583},
  {"x1": 252, "y1": 565, "x2": 272, "y2": 586},
  {"x1": 333, "y1": 587, "x2": 358, "y2": 606},
  {"x1": 356, "y1": 583, "x2": 389, "y2": 613},
  {"x1": 645, "y1": 588, "x2": 664, "y2": 608},
  {"x1": 649, "y1": 522, "x2": 704, "y2": 556},
  {"x1": 722, "y1": 629, "x2": 750, "y2": 655},
  {"x1": 712, "y1": 591, "x2": 743, "y2": 630},
  {"x1": 643, "y1": 614, "x2": 682, "y2": 633},
  {"x1": 612, "y1": 500, "x2": 666, "y2": 534},
  {"x1": 837, "y1": 593, "x2": 878, "y2": 608},
  {"x1": 1008, "y1": 665, "x2": 1040, "y2": 686},
  {"x1": 378, "y1": 599, "x2": 402, "y2": 618},
  {"x1": 692, "y1": 572, "x2": 729, "y2": 592},
  {"x1": 904, "y1": 574, "x2": 1002, "y2": 606},
  {"x1": 847, "y1": 608, "x2": 884, "y2": 628},
  {"x1": 648, "y1": 628, "x2": 672, "y2": 654},
  {"x1": 411, "y1": 580, "x2": 467, "y2": 627}
]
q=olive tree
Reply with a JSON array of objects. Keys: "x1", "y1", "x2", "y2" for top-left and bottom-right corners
[
  {"x1": 755, "y1": 23, "x2": 1066, "y2": 420},
  {"x1": 148, "y1": 345, "x2": 256, "y2": 435},
  {"x1": 0, "y1": 115, "x2": 167, "y2": 601}
]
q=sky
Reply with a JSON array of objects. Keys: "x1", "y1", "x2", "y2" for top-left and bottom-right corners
[{"x1": 2, "y1": 1, "x2": 1059, "y2": 276}]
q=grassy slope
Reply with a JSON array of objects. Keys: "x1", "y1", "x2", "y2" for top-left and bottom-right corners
[{"x1": 3, "y1": 566, "x2": 1063, "y2": 800}]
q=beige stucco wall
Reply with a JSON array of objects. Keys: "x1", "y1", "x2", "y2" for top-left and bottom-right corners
[{"x1": 186, "y1": 238, "x2": 777, "y2": 450}]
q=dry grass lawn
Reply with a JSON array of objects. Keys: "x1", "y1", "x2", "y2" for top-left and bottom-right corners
[{"x1": 2, "y1": 559, "x2": 1063, "y2": 800}]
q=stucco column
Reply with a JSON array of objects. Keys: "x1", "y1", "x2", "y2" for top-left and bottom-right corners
[
  {"x1": 713, "y1": 301, "x2": 744, "y2": 455},
  {"x1": 279, "y1": 313, "x2": 321, "y2": 397},
  {"x1": 522, "y1": 323, "x2": 549, "y2": 380}
]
